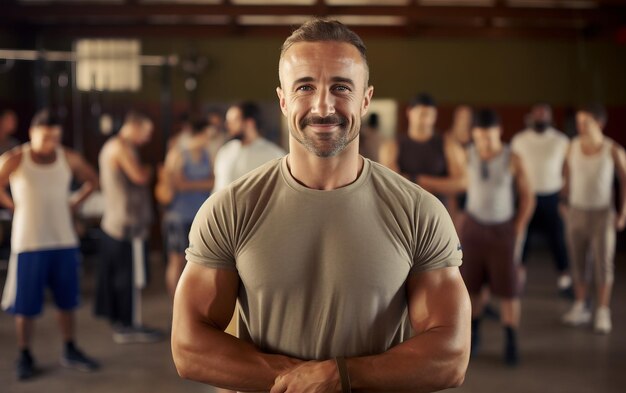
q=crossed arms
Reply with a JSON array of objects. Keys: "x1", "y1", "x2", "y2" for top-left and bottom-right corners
[{"x1": 172, "y1": 263, "x2": 470, "y2": 393}]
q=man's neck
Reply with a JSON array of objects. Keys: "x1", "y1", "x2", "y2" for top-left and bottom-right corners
[
  {"x1": 242, "y1": 128, "x2": 260, "y2": 146},
  {"x1": 286, "y1": 140, "x2": 363, "y2": 191},
  {"x1": 30, "y1": 147, "x2": 57, "y2": 164},
  {"x1": 581, "y1": 130, "x2": 603, "y2": 147},
  {"x1": 477, "y1": 143, "x2": 503, "y2": 161}
]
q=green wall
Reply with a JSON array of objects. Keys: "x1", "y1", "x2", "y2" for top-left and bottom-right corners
[{"x1": 2, "y1": 33, "x2": 625, "y2": 106}]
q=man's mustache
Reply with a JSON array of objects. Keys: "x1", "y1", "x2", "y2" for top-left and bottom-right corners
[{"x1": 300, "y1": 115, "x2": 347, "y2": 129}]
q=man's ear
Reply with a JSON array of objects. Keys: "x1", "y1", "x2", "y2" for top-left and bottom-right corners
[
  {"x1": 361, "y1": 85, "x2": 374, "y2": 117},
  {"x1": 276, "y1": 87, "x2": 287, "y2": 116}
]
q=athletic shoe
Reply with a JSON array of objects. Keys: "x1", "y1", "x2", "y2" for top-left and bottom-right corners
[
  {"x1": 594, "y1": 307, "x2": 612, "y2": 334},
  {"x1": 557, "y1": 275, "x2": 574, "y2": 299},
  {"x1": 16, "y1": 351, "x2": 35, "y2": 381},
  {"x1": 557, "y1": 275, "x2": 572, "y2": 290},
  {"x1": 562, "y1": 302, "x2": 591, "y2": 326},
  {"x1": 61, "y1": 346, "x2": 100, "y2": 372},
  {"x1": 113, "y1": 325, "x2": 165, "y2": 344}
]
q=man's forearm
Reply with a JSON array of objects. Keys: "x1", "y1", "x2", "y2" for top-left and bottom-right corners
[
  {"x1": 172, "y1": 320, "x2": 302, "y2": 391},
  {"x1": 346, "y1": 326, "x2": 468, "y2": 393}
]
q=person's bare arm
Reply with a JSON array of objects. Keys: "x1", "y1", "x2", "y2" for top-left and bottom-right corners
[
  {"x1": 271, "y1": 267, "x2": 471, "y2": 393},
  {"x1": 65, "y1": 149, "x2": 99, "y2": 212},
  {"x1": 379, "y1": 139, "x2": 400, "y2": 173},
  {"x1": 115, "y1": 140, "x2": 151, "y2": 185},
  {"x1": 511, "y1": 152, "x2": 536, "y2": 236},
  {"x1": 0, "y1": 149, "x2": 22, "y2": 210},
  {"x1": 172, "y1": 262, "x2": 303, "y2": 391},
  {"x1": 611, "y1": 142, "x2": 626, "y2": 231},
  {"x1": 417, "y1": 137, "x2": 468, "y2": 195}
]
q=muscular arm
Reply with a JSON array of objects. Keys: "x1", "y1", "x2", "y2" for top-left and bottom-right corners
[
  {"x1": 0, "y1": 149, "x2": 21, "y2": 210},
  {"x1": 612, "y1": 143, "x2": 626, "y2": 230},
  {"x1": 272, "y1": 267, "x2": 471, "y2": 393},
  {"x1": 65, "y1": 149, "x2": 99, "y2": 211},
  {"x1": 417, "y1": 137, "x2": 468, "y2": 195},
  {"x1": 511, "y1": 152, "x2": 536, "y2": 235},
  {"x1": 172, "y1": 262, "x2": 302, "y2": 391}
]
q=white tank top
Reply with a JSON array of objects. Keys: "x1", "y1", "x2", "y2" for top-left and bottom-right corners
[
  {"x1": 568, "y1": 137, "x2": 614, "y2": 210},
  {"x1": 9, "y1": 144, "x2": 78, "y2": 253}
]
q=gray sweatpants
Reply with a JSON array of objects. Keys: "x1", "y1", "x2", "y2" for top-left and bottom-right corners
[{"x1": 565, "y1": 207, "x2": 615, "y2": 286}]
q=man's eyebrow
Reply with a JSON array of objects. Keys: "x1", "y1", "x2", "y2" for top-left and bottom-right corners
[
  {"x1": 330, "y1": 76, "x2": 355, "y2": 86},
  {"x1": 292, "y1": 76, "x2": 356, "y2": 87}
]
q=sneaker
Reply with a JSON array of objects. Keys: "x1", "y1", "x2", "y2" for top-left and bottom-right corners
[
  {"x1": 594, "y1": 307, "x2": 612, "y2": 334},
  {"x1": 562, "y1": 302, "x2": 591, "y2": 326},
  {"x1": 16, "y1": 351, "x2": 36, "y2": 381},
  {"x1": 113, "y1": 325, "x2": 165, "y2": 344},
  {"x1": 557, "y1": 275, "x2": 574, "y2": 299},
  {"x1": 61, "y1": 346, "x2": 100, "y2": 372},
  {"x1": 557, "y1": 275, "x2": 572, "y2": 290}
]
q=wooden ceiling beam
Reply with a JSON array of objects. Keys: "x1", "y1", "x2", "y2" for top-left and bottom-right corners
[{"x1": 2, "y1": 3, "x2": 625, "y2": 24}]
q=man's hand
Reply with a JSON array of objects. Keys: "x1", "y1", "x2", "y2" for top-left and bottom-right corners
[{"x1": 270, "y1": 360, "x2": 340, "y2": 393}]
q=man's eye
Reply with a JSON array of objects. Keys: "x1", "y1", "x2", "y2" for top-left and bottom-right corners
[
  {"x1": 296, "y1": 85, "x2": 313, "y2": 92},
  {"x1": 333, "y1": 85, "x2": 351, "y2": 92}
]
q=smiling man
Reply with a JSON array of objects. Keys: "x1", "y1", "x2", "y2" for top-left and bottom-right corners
[{"x1": 172, "y1": 19, "x2": 470, "y2": 392}]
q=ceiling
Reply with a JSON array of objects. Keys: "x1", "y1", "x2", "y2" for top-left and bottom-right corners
[{"x1": 2, "y1": 0, "x2": 626, "y2": 40}]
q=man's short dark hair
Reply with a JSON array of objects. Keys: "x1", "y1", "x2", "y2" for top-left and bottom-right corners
[
  {"x1": 280, "y1": 18, "x2": 369, "y2": 84},
  {"x1": 238, "y1": 101, "x2": 263, "y2": 130},
  {"x1": 190, "y1": 116, "x2": 209, "y2": 136},
  {"x1": 473, "y1": 108, "x2": 500, "y2": 129},
  {"x1": 30, "y1": 108, "x2": 62, "y2": 128},
  {"x1": 580, "y1": 103, "x2": 607, "y2": 126},
  {"x1": 281, "y1": 18, "x2": 367, "y2": 61},
  {"x1": 124, "y1": 110, "x2": 151, "y2": 126},
  {"x1": 409, "y1": 93, "x2": 436, "y2": 108}
]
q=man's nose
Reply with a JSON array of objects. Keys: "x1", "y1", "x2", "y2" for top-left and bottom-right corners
[{"x1": 311, "y1": 89, "x2": 335, "y2": 118}]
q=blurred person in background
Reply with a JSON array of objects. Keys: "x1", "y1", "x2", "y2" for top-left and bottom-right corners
[
  {"x1": 0, "y1": 108, "x2": 100, "y2": 380},
  {"x1": 460, "y1": 109, "x2": 534, "y2": 366},
  {"x1": 511, "y1": 103, "x2": 571, "y2": 295},
  {"x1": 561, "y1": 104, "x2": 626, "y2": 334},
  {"x1": 0, "y1": 109, "x2": 20, "y2": 155}
]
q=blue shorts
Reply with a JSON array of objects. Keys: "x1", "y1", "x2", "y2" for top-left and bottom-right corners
[{"x1": 2, "y1": 248, "x2": 81, "y2": 317}]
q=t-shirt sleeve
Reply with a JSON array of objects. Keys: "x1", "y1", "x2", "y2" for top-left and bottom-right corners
[
  {"x1": 411, "y1": 191, "x2": 463, "y2": 274},
  {"x1": 185, "y1": 189, "x2": 238, "y2": 271}
]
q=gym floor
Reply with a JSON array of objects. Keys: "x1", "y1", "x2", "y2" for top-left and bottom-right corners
[{"x1": 1, "y1": 248, "x2": 624, "y2": 393}]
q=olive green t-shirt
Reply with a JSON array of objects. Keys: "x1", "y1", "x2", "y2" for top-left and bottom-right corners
[{"x1": 186, "y1": 157, "x2": 462, "y2": 360}]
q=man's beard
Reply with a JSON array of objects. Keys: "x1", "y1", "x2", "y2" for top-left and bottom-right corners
[{"x1": 291, "y1": 114, "x2": 357, "y2": 158}]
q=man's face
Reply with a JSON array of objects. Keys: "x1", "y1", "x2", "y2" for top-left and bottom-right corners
[
  {"x1": 1, "y1": 112, "x2": 17, "y2": 136},
  {"x1": 407, "y1": 105, "x2": 437, "y2": 131},
  {"x1": 277, "y1": 41, "x2": 373, "y2": 158},
  {"x1": 134, "y1": 120, "x2": 154, "y2": 146},
  {"x1": 30, "y1": 125, "x2": 62, "y2": 153},
  {"x1": 576, "y1": 111, "x2": 601, "y2": 136},
  {"x1": 225, "y1": 106, "x2": 244, "y2": 138},
  {"x1": 530, "y1": 105, "x2": 552, "y2": 131},
  {"x1": 472, "y1": 126, "x2": 501, "y2": 152}
]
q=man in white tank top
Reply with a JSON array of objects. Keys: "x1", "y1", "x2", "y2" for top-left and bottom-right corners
[
  {"x1": 0, "y1": 109, "x2": 99, "y2": 380},
  {"x1": 561, "y1": 104, "x2": 626, "y2": 334}
]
